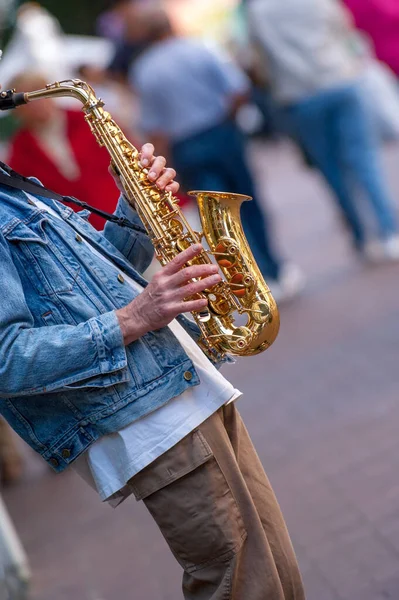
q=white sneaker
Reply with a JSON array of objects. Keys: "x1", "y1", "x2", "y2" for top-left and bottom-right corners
[
  {"x1": 383, "y1": 235, "x2": 399, "y2": 260},
  {"x1": 362, "y1": 235, "x2": 399, "y2": 263},
  {"x1": 268, "y1": 263, "x2": 305, "y2": 303}
]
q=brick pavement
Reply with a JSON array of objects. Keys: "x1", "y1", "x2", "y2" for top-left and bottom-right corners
[{"x1": 3, "y1": 140, "x2": 399, "y2": 600}]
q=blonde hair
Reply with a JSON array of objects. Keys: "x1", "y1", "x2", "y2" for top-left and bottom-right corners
[{"x1": 8, "y1": 71, "x2": 48, "y2": 94}]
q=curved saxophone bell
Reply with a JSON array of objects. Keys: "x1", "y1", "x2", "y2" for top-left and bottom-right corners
[
  {"x1": 190, "y1": 191, "x2": 280, "y2": 356},
  {"x1": 0, "y1": 79, "x2": 280, "y2": 358}
]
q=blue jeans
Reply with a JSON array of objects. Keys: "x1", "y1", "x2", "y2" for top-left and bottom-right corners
[
  {"x1": 285, "y1": 83, "x2": 398, "y2": 248},
  {"x1": 172, "y1": 121, "x2": 282, "y2": 280}
]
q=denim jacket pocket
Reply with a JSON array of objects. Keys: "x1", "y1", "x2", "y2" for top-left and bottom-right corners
[
  {"x1": 4, "y1": 217, "x2": 80, "y2": 297},
  {"x1": 77, "y1": 209, "x2": 91, "y2": 221}
]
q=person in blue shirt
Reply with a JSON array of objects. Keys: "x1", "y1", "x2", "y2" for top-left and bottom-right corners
[
  {"x1": 247, "y1": 0, "x2": 399, "y2": 262},
  {"x1": 127, "y1": 3, "x2": 304, "y2": 303},
  {"x1": 0, "y1": 91, "x2": 304, "y2": 600}
]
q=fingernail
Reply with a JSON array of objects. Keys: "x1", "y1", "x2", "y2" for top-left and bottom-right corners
[
  {"x1": 141, "y1": 158, "x2": 149, "y2": 166},
  {"x1": 149, "y1": 171, "x2": 156, "y2": 179}
]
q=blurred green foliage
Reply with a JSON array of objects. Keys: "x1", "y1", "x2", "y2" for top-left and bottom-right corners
[
  {"x1": 0, "y1": 113, "x2": 20, "y2": 142},
  {"x1": 16, "y1": 0, "x2": 110, "y2": 35}
]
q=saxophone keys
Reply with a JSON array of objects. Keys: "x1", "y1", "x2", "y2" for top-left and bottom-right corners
[
  {"x1": 214, "y1": 241, "x2": 238, "y2": 268},
  {"x1": 197, "y1": 310, "x2": 211, "y2": 323},
  {"x1": 249, "y1": 301, "x2": 272, "y2": 325},
  {"x1": 167, "y1": 218, "x2": 184, "y2": 237},
  {"x1": 149, "y1": 189, "x2": 162, "y2": 202},
  {"x1": 176, "y1": 238, "x2": 191, "y2": 252},
  {"x1": 229, "y1": 327, "x2": 253, "y2": 352},
  {"x1": 228, "y1": 274, "x2": 255, "y2": 298},
  {"x1": 192, "y1": 295, "x2": 211, "y2": 322},
  {"x1": 193, "y1": 231, "x2": 204, "y2": 243},
  {"x1": 206, "y1": 292, "x2": 230, "y2": 316}
]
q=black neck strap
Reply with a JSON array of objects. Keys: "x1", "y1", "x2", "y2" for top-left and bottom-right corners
[{"x1": 0, "y1": 161, "x2": 145, "y2": 232}]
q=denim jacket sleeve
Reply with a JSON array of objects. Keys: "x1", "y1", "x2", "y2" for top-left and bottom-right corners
[
  {"x1": 103, "y1": 195, "x2": 155, "y2": 273},
  {"x1": 0, "y1": 234, "x2": 129, "y2": 398}
]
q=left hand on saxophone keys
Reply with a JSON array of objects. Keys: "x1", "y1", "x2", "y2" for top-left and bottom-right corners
[{"x1": 109, "y1": 143, "x2": 180, "y2": 195}]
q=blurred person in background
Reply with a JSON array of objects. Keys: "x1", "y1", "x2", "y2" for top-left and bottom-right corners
[
  {"x1": 127, "y1": 3, "x2": 304, "y2": 302},
  {"x1": 97, "y1": 0, "x2": 195, "y2": 230},
  {"x1": 343, "y1": 0, "x2": 399, "y2": 78},
  {"x1": 98, "y1": 0, "x2": 149, "y2": 83},
  {"x1": 96, "y1": 0, "x2": 144, "y2": 43},
  {"x1": 247, "y1": 0, "x2": 399, "y2": 262},
  {"x1": 96, "y1": 0, "x2": 134, "y2": 42},
  {"x1": 0, "y1": 2, "x2": 72, "y2": 85},
  {"x1": 7, "y1": 71, "x2": 121, "y2": 230},
  {"x1": 0, "y1": 417, "x2": 22, "y2": 486},
  {"x1": 77, "y1": 63, "x2": 139, "y2": 135},
  {"x1": 76, "y1": 64, "x2": 192, "y2": 221}
]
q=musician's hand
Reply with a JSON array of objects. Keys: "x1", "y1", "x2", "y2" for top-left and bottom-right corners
[
  {"x1": 116, "y1": 245, "x2": 222, "y2": 345},
  {"x1": 109, "y1": 142, "x2": 180, "y2": 195}
]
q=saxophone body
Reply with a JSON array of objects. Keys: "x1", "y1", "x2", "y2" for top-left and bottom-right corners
[{"x1": 0, "y1": 79, "x2": 280, "y2": 358}]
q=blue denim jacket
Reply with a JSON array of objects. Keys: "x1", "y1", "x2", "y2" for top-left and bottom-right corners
[{"x1": 0, "y1": 180, "x2": 226, "y2": 472}]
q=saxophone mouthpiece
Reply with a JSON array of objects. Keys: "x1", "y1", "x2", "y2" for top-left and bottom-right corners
[{"x1": 0, "y1": 89, "x2": 27, "y2": 111}]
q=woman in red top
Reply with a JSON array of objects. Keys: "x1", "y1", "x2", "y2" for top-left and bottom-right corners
[
  {"x1": 8, "y1": 71, "x2": 198, "y2": 232},
  {"x1": 7, "y1": 72, "x2": 126, "y2": 230}
]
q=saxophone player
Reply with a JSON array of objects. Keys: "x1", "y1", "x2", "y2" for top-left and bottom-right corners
[{"x1": 0, "y1": 113, "x2": 305, "y2": 600}]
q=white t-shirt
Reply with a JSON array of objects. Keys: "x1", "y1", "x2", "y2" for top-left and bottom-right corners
[
  {"x1": 36, "y1": 112, "x2": 80, "y2": 180},
  {"x1": 32, "y1": 197, "x2": 241, "y2": 506},
  {"x1": 248, "y1": 0, "x2": 360, "y2": 103}
]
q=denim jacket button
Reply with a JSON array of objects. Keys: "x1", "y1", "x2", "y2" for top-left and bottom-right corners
[
  {"x1": 183, "y1": 371, "x2": 193, "y2": 381},
  {"x1": 61, "y1": 449, "x2": 71, "y2": 459},
  {"x1": 50, "y1": 458, "x2": 59, "y2": 468},
  {"x1": 117, "y1": 274, "x2": 125, "y2": 284},
  {"x1": 75, "y1": 234, "x2": 83, "y2": 243}
]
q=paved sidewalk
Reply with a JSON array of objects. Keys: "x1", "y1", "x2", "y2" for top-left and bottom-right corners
[{"x1": 3, "y1": 140, "x2": 399, "y2": 600}]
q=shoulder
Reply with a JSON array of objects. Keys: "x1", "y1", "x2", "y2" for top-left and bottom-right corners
[
  {"x1": 9, "y1": 127, "x2": 31, "y2": 149},
  {"x1": 7, "y1": 129, "x2": 34, "y2": 171},
  {"x1": 66, "y1": 108, "x2": 83, "y2": 121},
  {"x1": 131, "y1": 38, "x2": 186, "y2": 84},
  {"x1": 176, "y1": 37, "x2": 211, "y2": 60},
  {"x1": 130, "y1": 52, "x2": 163, "y2": 92},
  {"x1": 66, "y1": 109, "x2": 86, "y2": 128}
]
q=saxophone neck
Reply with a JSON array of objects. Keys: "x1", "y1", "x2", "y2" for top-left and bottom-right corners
[{"x1": 0, "y1": 79, "x2": 103, "y2": 115}]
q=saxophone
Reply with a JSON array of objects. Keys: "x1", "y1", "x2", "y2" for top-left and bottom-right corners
[{"x1": 0, "y1": 79, "x2": 280, "y2": 358}]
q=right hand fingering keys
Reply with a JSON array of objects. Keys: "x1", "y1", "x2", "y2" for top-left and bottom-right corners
[
  {"x1": 142, "y1": 244, "x2": 221, "y2": 327},
  {"x1": 116, "y1": 245, "x2": 222, "y2": 346}
]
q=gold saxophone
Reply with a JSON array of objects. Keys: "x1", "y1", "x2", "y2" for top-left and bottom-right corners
[{"x1": 0, "y1": 79, "x2": 280, "y2": 358}]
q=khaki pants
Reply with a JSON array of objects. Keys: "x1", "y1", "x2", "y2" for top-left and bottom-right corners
[
  {"x1": 130, "y1": 404, "x2": 305, "y2": 600},
  {"x1": 0, "y1": 417, "x2": 22, "y2": 484}
]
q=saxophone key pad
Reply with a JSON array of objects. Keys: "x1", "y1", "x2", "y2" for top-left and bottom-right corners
[
  {"x1": 214, "y1": 240, "x2": 238, "y2": 269},
  {"x1": 251, "y1": 301, "x2": 272, "y2": 324},
  {"x1": 229, "y1": 327, "x2": 253, "y2": 352}
]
